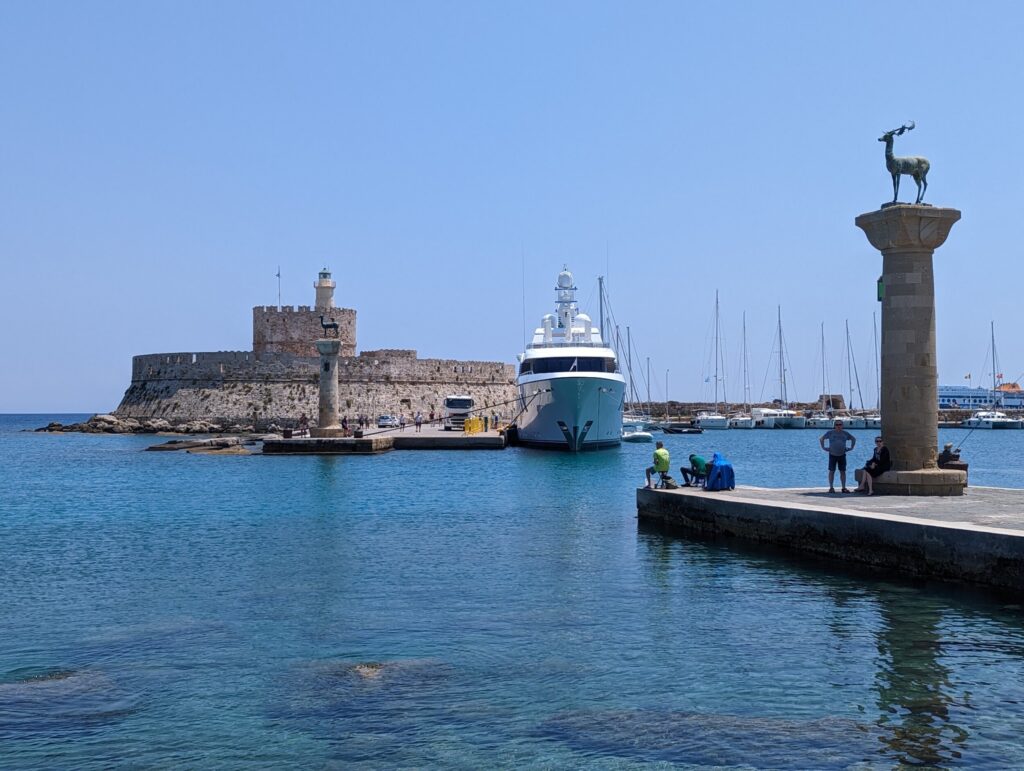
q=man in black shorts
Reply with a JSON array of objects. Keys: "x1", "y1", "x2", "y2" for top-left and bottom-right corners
[{"x1": 819, "y1": 419, "x2": 856, "y2": 493}]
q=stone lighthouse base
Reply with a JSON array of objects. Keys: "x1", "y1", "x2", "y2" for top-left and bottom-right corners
[{"x1": 865, "y1": 468, "x2": 967, "y2": 496}]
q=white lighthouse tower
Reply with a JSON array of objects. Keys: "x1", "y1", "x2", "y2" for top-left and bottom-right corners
[{"x1": 314, "y1": 268, "x2": 336, "y2": 309}]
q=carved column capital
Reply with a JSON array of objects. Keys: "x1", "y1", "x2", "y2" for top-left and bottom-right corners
[{"x1": 855, "y1": 205, "x2": 961, "y2": 253}]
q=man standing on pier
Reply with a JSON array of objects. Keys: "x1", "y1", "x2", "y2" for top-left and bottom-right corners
[{"x1": 820, "y1": 419, "x2": 856, "y2": 494}]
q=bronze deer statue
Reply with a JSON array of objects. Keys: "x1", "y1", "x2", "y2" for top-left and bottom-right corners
[
  {"x1": 879, "y1": 121, "x2": 930, "y2": 204},
  {"x1": 319, "y1": 314, "x2": 340, "y2": 338}
]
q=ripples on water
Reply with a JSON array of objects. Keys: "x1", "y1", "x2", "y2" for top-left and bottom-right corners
[{"x1": 2, "y1": 414, "x2": 1024, "y2": 767}]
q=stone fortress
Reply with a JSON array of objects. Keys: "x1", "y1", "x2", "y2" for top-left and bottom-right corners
[{"x1": 114, "y1": 269, "x2": 518, "y2": 430}]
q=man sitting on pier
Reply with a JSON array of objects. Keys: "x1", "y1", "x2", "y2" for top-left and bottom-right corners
[
  {"x1": 645, "y1": 441, "x2": 670, "y2": 489},
  {"x1": 680, "y1": 453, "x2": 708, "y2": 487},
  {"x1": 937, "y1": 442, "x2": 960, "y2": 467}
]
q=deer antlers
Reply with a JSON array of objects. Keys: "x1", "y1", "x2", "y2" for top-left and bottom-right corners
[{"x1": 885, "y1": 120, "x2": 916, "y2": 137}]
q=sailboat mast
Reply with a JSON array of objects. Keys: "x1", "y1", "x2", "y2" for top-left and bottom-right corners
[
  {"x1": 778, "y1": 306, "x2": 787, "y2": 406},
  {"x1": 627, "y1": 325, "x2": 634, "y2": 407},
  {"x1": 847, "y1": 320, "x2": 865, "y2": 410},
  {"x1": 992, "y1": 320, "x2": 999, "y2": 406},
  {"x1": 716, "y1": 290, "x2": 724, "y2": 409},
  {"x1": 742, "y1": 312, "x2": 750, "y2": 412},
  {"x1": 820, "y1": 323, "x2": 827, "y2": 412},
  {"x1": 646, "y1": 357, "x2": 651, "y2": 417}
]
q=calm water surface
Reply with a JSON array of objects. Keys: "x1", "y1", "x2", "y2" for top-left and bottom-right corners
[{"x1": 3, "y1": 414, "x2": 1024, "y2": 768}]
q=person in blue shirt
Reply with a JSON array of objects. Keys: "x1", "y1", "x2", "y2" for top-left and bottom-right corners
[{"x1": 819, "y1": 419, "x2": 856, "y2": 493}]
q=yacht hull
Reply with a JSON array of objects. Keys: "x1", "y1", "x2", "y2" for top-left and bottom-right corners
[
  {"x1": 517, "y1": 373, "x2": 625, "y2": 451},
  {"x1": 774, "y1": 416, "x2": 807, "y2": 429}
]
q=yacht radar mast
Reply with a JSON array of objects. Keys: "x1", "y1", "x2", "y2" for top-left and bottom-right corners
[{"x1": 555, "y1": 266, "x2": 579, "y2": 337}]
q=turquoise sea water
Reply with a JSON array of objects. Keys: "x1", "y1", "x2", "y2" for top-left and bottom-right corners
[{"x1": 3, "y1": 414, "x2": 1024, "y2": 768}]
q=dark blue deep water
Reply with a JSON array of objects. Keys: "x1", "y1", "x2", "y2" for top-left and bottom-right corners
[{"x1": 3, "y1": 414, "x2": 1024, "y2": 768}]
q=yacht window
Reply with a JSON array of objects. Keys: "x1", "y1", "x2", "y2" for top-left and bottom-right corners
[{"x1": 527, "y1": 357, "x2": 617, "y2": 374}]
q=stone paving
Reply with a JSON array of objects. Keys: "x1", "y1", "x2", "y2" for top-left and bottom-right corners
[{"x1": 665, "y1": 485, "x2": 1024, "y2": 534}]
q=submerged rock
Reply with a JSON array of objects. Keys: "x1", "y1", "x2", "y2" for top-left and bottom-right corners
[{"x1": 0, "y1": 667, "x2": 139, "y2": 736}]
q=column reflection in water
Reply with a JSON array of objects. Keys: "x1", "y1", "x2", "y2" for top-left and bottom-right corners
[{"x1": 871, "y1": 588, "x2": 969, "y2": 766}]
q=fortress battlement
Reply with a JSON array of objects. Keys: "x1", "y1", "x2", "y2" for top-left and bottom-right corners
[
  {"x1": 360, "y1": 349, "x2": 417, "y2": 359},
  {"x1": 114, "y1": 268, "x2": 518, "y2": 426}
]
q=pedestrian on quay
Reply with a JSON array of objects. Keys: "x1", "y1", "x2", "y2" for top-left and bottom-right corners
[
  {"x1": 399, "y1": 414, "x2": 407, "y2": 431},
  {"x1": 820, "y1": 419, "x2": 856, "y2": 493},
  {"x1": 645, "y1": 441, "x2": 670, "y2": 489},
  {"x1": 855, "y1": 436, "x2": 891, "y2": 495},
  {"x1": 415, "y1": 411, "x2": 423, "y2": 432}
]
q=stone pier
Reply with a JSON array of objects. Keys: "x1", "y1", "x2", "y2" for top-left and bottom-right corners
[
  {"x1": 855, "y1": 204, "x2": 966, "y2": 495},
  {"x1": 312, "y1": 338, "x2": 341, "y2": 437}
]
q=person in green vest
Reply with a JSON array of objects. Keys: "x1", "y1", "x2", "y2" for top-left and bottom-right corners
[
  {"x1": 680, "y1": 453, "x2": 708, "y2": 487},
  {"x1": 646, "y1": 441, "x2": 670, "y2": 489}
]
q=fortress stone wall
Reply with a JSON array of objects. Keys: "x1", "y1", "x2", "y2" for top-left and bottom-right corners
[
  {"x1": 253, "y1": 305, "x2": 356, "y2": 357},
  {"x1": 115, "y1": 349, "x2": 517, "y2": 429},
  {"x1": 113, "y1": 269, "x2": 517, "y2": 429}
]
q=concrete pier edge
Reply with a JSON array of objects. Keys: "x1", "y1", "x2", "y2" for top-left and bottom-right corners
[{"x1": 637, "y1": 486, "x2": 1024, "y2": 592}]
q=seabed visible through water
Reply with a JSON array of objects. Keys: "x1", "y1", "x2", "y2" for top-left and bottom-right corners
[{"x1": 3, "y1": 414, "x2": 1024, "y2": 767}]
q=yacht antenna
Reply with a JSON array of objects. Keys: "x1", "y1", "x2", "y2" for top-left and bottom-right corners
[{"x1": 598, "y1": 275, "x2": 605, "y2": 344}]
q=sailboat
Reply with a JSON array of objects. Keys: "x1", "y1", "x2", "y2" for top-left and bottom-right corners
[
  {"x1": 838, "y1": 320, "x2": 866, "y2": 428},
  {"x1": 760, "y1": 306, "x2": 806, "y2": 429},
  {"x1": 962, "y1": 321, "x2": 1022, "y2": 429},
  {"x1": 696, "y1": 291, "x2": 729, "y2": 430},
  {"x1": 805, "y1": 323, "x2": 835, "y2": 429},
  {"x1": 729, "y1": 312, "x2": 755, "y2": 428},
  {"x1": 621, "y1": 326, "x2": 652, "y2": 430}
]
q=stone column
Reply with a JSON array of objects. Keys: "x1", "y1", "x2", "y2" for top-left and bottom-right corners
[
  {"x1": 312, "y1": 338, "x2": 341, "y2": 435},
  {"x1": 855, "y1": 204, "x2": 965, "y2": 495}
]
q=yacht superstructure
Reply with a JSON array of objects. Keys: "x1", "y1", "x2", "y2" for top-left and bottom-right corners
[{"x1": 515, "y1": 268, "x2": 626, "y2": 450}]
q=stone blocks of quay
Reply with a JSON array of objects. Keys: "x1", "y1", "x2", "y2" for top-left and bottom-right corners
[{"x1": 114, "y1": 282, "x2": 517, "y2": 427}]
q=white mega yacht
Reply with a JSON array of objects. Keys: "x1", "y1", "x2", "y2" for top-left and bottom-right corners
[{"x1": 515, "y1": 268, "x2": 626, "y2": 451}]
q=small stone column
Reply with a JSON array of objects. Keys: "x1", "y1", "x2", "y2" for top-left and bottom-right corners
[
  {"x1": 855, "y1": 204, "x2": 965, "y2": 495},
  {"x1": 312, "y1": 338, "x2": 341, "y2": 436}
]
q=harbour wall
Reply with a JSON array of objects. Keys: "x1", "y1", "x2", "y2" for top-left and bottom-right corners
[
  {"x1": 115, "y1": 349, "x2": 518, "y2": 428},
  {"x1": 637, "y1": 487, "x2": 1024, "y2": 591}
]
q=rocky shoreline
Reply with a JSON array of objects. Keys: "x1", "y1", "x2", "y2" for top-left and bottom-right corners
[{"x1": 35, "y1": 414, "x2": 273, "y2": 435}]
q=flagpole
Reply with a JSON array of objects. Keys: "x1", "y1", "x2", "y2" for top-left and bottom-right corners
[{"x1": 276, "y1": 266, "x2": 281, "y2": 310}]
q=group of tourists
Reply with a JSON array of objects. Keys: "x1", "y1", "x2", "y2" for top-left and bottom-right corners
[
  {"x1": 645, "y1": 418, "x2": 909, "y2": 496},
  {"x1": 819, "y1": 419, "x2": 890, "y2": 495},
  {"x1": 644, "y1": 442, "x2": 732, "y2": 491}
]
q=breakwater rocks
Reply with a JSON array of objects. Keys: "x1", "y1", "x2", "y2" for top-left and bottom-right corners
[{"x1": 36, "y1": 414, "x2": 257, "y2": 435}]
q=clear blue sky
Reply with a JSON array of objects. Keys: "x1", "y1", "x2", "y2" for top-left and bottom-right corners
[{"x1": 2, "y1": 1, "x2": 1021, "y2": 412}]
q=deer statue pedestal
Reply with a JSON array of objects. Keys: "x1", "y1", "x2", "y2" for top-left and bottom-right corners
[
  {"x1": 855, "y1": 204, "x2": 966, "y2": 496},
  {"x1": 310, "y1": 338, "x2": 343, "y2": 437}
]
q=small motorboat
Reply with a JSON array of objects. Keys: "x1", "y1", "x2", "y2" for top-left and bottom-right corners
[
  {"x1": 622, "y1": 428, "x2": 654, "y2": 442},
  {"x1": 662, "y1": 424, "x2": 703, "y2": 434}
]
